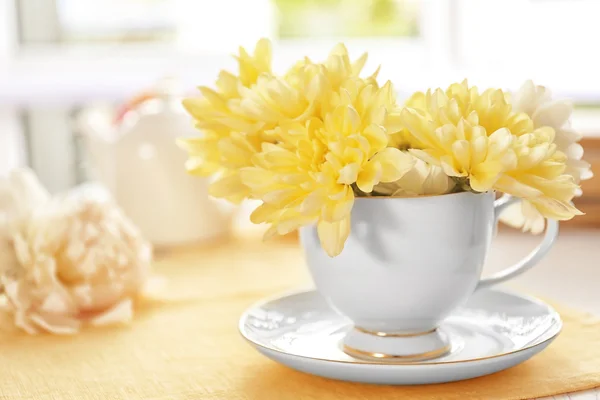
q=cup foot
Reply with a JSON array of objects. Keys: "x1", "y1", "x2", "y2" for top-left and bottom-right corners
[{"x1": 342, "y1": 326, "x2": 451, "y2": 362}]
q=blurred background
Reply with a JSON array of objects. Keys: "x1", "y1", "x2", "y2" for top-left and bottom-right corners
[{"x1": 0, "y1": 0, "x2": 599, "y2": 229}]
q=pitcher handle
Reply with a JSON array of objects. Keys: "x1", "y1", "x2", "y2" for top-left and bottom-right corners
[{"x1": 476, "y1": 195, "x2": 559, "y2": 291}]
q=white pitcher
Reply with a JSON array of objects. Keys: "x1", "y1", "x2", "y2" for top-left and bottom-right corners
[{"x1": 78, "y1": 78, "x2": 233, "y2": 247}]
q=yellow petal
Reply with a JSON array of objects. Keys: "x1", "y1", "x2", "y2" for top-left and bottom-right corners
[
  {"x1": 451, "y1": 140, "x2": 471, "y2": 172},
  {"x1": 337, "y1": 163, "x2": 360, "y2": 185},
  {"x1": 208, "y1": 173, "x2": 248, "y2": 203},
  {"x1": 250, "y1": 202, "x2": 279, "y2": 224},
  {"x1": 276, "y1": 215, "x2": 317, "y2": 235},
  {"x1": 356, "y1": 160, "x2": 382, "y2": 193},
  {"x1": 529, "y1": 197, "x2": 583, "y2": 220},
  {"x1": 182, "y1": 97, "x2": 211, "y2": 119},
  {"x1": 409, "y1": 149, "x2": 441, "y2": 167},
  {"x1": 300, "y1": 188, "x2": 327, "y2": 215},
  {"x1": 405, "y1": 91, "x2": 426, "y2": 109},
  {"x1": 253, "y1": 38, "x2": 272, "y2": 72},
  {"x1": 494, "y1": 175, "x2": 544, "y2": 198},
  {"x1": 216, "y1": 71, "x2": 239, "y2": 97},
  {"x1": 322, "y1": 189, "x2": 354, "y2": 222},
  {"x1": 351, "y1": 52, "x2": 368, "y2": 76},
  {"x1": 440, "y1": 155, "x2": 463, "y2": 177},
  {"x1": 470, "y1": 172, "x2": 500, "y2": 192},
  {"x1": 198, "y1": 87, "x2": 227, "y2": 109},
  {"x1": 470, "y1": 136, "x2": 488, "y2": 166},
  {"x1": 262, "y1": 188, "x2": 302, "y2": 206},
  {"x1": 263, "y1": 149, "x2": 299, "y2": 169},
  {"x1": 306, "y1": 72, "x2": 328, "y2": 102},
  {"x1": 362, "y1": 124, "x2": 388, "y2": 155},
  {"x1": 263, "y1": 224, "x2": 279, "y2": 241},
  {"x1": 371, "y1": 148, "x2": 416, "y2": 182},
  {"x1": 218, "y1": 138, "x2": 252, "y2": 168},
  {"x1": 239, "y1": 168, "x2": 275, "y2": 190},
  {"x1": 400, "y1": 108, "x2": 437, "y2": 148},
  {"x1": 317, "y1": 216, "x2": 351, "y2": 257},
  {"x1": 499, "y1": 200, "x2": 546, "y2": 234}
]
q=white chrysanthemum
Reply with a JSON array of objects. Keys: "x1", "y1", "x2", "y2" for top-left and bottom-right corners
[
  {"x1": 500, "y1": 80, "x2": 592, "y2": 233},
  {"x1": 0, "y1": 169, "x2": 154, "y2": 334},
  {"x1": 511, "y1": 80, "x2": 592, "y2": 183}
]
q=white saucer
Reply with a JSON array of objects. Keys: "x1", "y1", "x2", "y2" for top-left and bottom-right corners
[{"x1": 239, "y1": 288, "x2": 561, "y2": 385}]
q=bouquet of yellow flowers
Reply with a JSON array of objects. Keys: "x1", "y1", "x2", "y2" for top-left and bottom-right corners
[{"x1": 179, "y1": 39, "x2": 591, "y2": 256}]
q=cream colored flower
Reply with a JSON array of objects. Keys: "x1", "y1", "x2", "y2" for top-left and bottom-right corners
[
  {"x1": 498, "y1": 198, "x2": 546, "y2": 234},
  {"x1": 513, "y1": 81, "x2": 592, "y2": 183},
  {"x1": 0, "y1": 169, "x2": 154, "y2": 334},
  {"x1": 374, "y1": 154, "x2": 455, "y2": 196},
  {"x1": 500, "y1": 80, "x2": 592, "y2": 232}
]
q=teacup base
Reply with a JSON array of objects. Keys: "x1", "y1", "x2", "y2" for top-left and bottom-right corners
[{"x1": 342, "y1": 326, "x2": 451, "y2": 362}]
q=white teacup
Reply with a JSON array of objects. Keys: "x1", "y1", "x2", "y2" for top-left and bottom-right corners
[{"x1": 300, "y1": 191, "x2": 559, "y2": 361}]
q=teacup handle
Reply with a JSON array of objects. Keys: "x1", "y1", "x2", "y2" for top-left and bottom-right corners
[{"x1": 476, "y1": 195, "x2": 559, "y2": 290}]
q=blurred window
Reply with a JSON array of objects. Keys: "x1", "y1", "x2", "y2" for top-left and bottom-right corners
[
  {"x1": 56, "y1": 0, "x2": 178, "y2": 43},
  {"x1": 50, "y1": 0, "x2": 420, "y2": 44},
  {"x1": 274, "y1": 0, "x2": 420, "y2": 39},
  {"x1": 4, "y1": 0, "x2": 600, "y2": 190}
]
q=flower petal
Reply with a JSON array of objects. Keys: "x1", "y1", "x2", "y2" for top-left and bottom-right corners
[{"x1": 317, "y1": 216, "x2": 351, "y2": 257}]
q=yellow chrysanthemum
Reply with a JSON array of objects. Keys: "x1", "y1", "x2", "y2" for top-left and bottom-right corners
[
  {"x1": 324, "y1": 106, "x2": 413, "y2": 193},
  {"x1": 183, "y1": 38, "x2": 273, "y2": 136},
  {"x1": 237, "y1": 42, "x2": 378, "y2": 127},
  {"x1": 179, "y1": 38, "x2": 588, "y2": 257},
  {"x1": 494, "y1": 127, "x2": 583, "y2": 220},
  {"x1": 500, "y1": 80, "x2": 592, "y2": 233},
  {"x1": 242, "y1": 105, "x2": 414, "y2": 256},
  {"x1": 181, "y1": 38, "x2": 399, "y2": 206},
  {"x1": 404, "y1": 80, "x2": 534, "y2": 139},
  {"x1": 232, "y1": 63, "x2": 325, "y2": 129},
  {"x1": 400, "y1": 80, "x2": 582, "y2": 220},
  {"x1": 323, "y1": 78, "x2": 400, "y2": 133},
  {"x1": 401, "y1": 111, "x2": 516, "y2": 192},
  {"x1": 180, "y1": 39, "x2": 384, "y2": 204},
  {"x1": 281, "y1": 43, "x2": 384, "y2": 121},
  {"x1": 179, "y1": 39, "x2": 273, "y2": 202}
]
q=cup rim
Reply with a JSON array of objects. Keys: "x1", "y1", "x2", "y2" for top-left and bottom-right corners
[{"x1": 354, "y1": 190, "x2": 493, "y2": 201}]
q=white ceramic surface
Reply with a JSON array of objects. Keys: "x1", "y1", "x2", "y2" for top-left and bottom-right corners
[
  {"x1": 299, "y1": 192, "x2": 559, "y2": 358},
  {"x1": 240, "y1": 288, "x2": 562, "y2": 385},
  {"x1": 78, "y1": 79, "x2": 233, "y2": 247}
]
